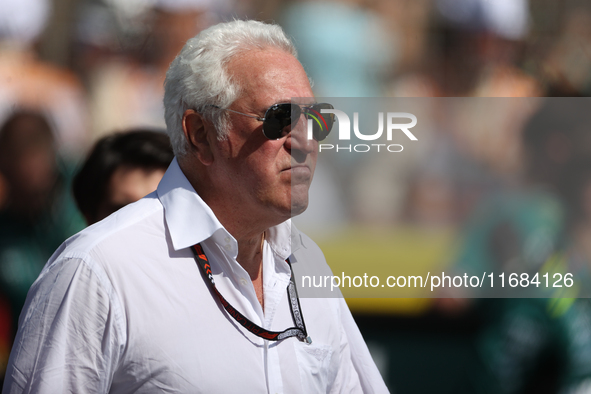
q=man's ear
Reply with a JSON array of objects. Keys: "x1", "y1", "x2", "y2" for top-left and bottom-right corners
[{"x1": 182, "y1": 110, "x2": 214, "y2": 165}]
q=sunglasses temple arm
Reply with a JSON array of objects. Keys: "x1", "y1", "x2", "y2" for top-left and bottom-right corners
[{"x1": 222, "y1": 108, "x2": 265, "y2": 122}]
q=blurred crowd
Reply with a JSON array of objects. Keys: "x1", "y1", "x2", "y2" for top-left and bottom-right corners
[{"x1": 2, "y1": 0, "x2": 591, "y2": 392}]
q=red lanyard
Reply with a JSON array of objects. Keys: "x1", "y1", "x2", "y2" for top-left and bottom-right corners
[{"x1": 191, "y1": 244, "x2": 312, "y2": 344}]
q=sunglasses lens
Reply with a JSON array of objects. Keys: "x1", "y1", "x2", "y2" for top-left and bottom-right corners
[
  {"x1": 262, "y1": 104, "x2": 301, "y2": 140},
  {"x1": 261, "y1": 103, "x2": 334, "y2": 141},
  {"x1": 304, "y1": 103, "x2": 334, "y2": 141}
]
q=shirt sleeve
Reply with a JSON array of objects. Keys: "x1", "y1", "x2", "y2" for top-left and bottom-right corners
[
  {"x1": 3, "y1": 256, "x2": 125, "y2": 394},
  {"x1": 338, "y1": 297, "x2": 390, "y2": 394}
]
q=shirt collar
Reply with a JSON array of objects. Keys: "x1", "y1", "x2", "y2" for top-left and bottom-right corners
[
  {"x1": 157, "y1": 157, "x2": 299, "y2": 260},
  {"x1": 157, "y1": 158, "x2": 224, "y2": 251}
]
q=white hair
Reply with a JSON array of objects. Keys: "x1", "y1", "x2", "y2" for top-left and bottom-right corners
[{"x1": 163, "y1": 20, "x2": 298, "y2": 157}]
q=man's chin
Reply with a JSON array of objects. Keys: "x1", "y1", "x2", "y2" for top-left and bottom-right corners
[
  {"x1": 287, "y1": 180, "x2": 312, "y2": 217},
  {"x1": 290, "y1": 197, "x2": 309, "y2": 218}
]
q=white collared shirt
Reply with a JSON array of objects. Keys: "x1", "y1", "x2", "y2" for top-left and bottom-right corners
[{"x1": 3, "y1": 158, "x2": 388, "y2": 394}]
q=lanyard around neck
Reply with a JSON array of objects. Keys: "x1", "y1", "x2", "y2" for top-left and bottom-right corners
[{"x1": 191, "y1": 243, "x2": 312, "y2": 344}]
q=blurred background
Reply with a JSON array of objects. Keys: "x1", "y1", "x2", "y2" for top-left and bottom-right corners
[{"x1": 2, "y1": 0, "x2": 591, "y2": 392}]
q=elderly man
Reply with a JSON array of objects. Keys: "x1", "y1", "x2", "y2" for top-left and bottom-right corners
[{"x1": 3, "y1": 20, "x2": 388, "y2": 393}]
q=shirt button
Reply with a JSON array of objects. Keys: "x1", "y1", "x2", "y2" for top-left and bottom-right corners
[
  {"x1": 224, "y1": 244, "x2": 232, "y2": 251},
  {"x1": 240, "y1": 278, "x2": 248, "y2": 286}
]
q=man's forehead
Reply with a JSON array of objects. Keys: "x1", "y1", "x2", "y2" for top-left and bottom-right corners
[
  {"x1": 228, "y1": 49, "x2": 303, "y2": 80},
  {"x1": 227, "y1": 48, "x2": 313, "y2": 105}
]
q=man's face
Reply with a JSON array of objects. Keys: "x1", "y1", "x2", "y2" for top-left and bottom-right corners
[{"x1": 209, "y1": 48, "x2": 317, "y2": 225}]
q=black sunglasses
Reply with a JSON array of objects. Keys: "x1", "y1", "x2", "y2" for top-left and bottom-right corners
[{"x1": 211, "y1": 103, "x2": 335, "y2": 141}]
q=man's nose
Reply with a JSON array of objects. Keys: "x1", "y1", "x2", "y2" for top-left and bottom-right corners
[{"x1": 286, "y1": 115, "x2": 316, "y2": 155}]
